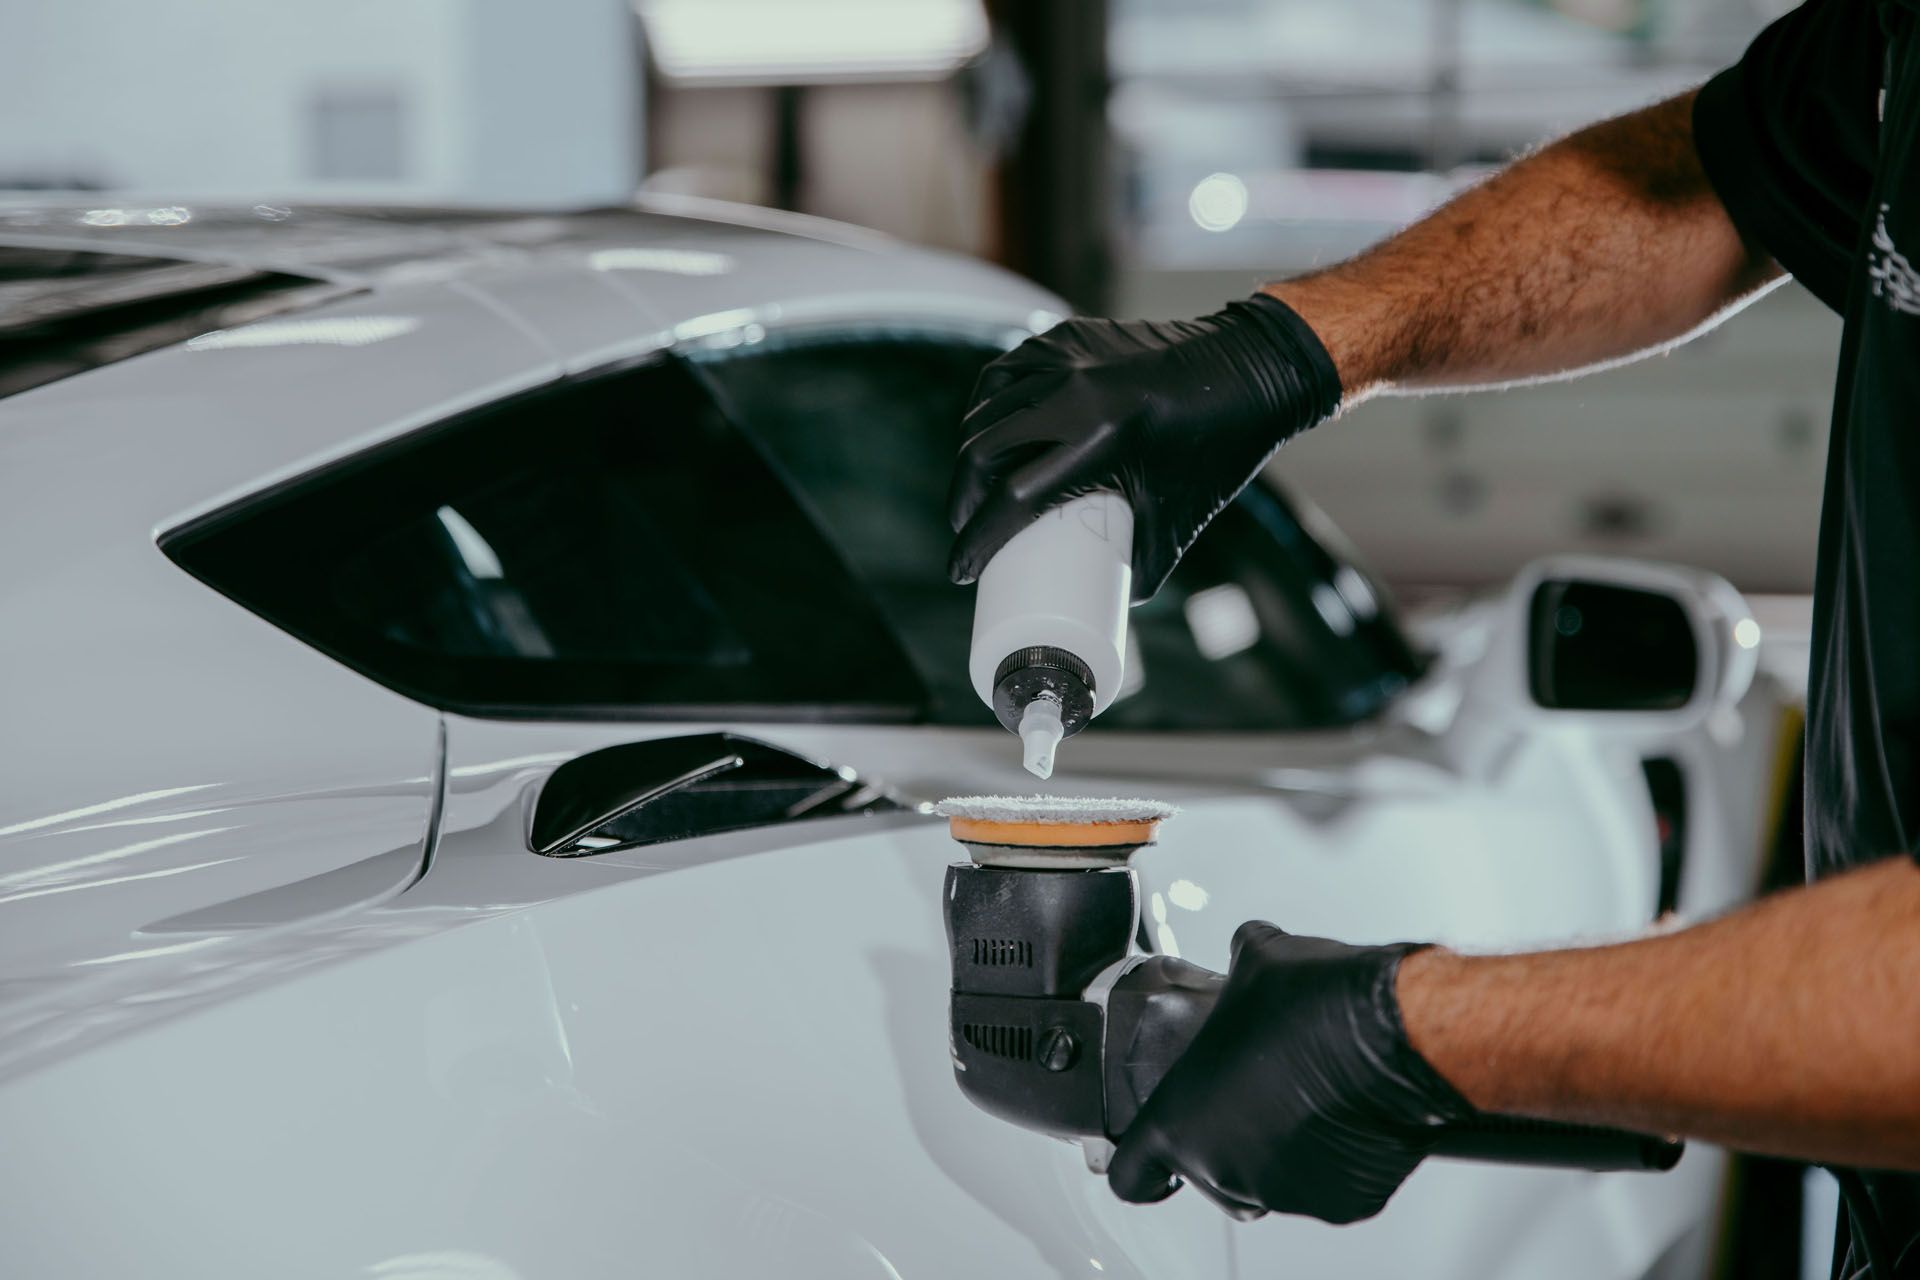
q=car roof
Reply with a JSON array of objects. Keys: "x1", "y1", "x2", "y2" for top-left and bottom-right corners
[
  {"x1": 0, "y1": 195, "x2": 1062, "y2": 329},
  {"x1": 0, "y1": 195, "x2": 1064, "y2": 522}
]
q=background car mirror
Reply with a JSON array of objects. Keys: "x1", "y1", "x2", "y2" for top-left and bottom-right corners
[
  {"x1": 1458, "y1": 555, "x2": 1761, "y2": 737},
  {"x1": 1528, "y1": 578, "x2": 1699, "y2": 712}
]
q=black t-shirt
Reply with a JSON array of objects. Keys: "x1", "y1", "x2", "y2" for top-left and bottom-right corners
[{"x1": 1695, "y1": 1, "x2": 1920, "y2": 1272}]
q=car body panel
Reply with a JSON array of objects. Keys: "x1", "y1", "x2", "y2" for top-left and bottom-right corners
[
  {"x1": 420, "y1": 658, "x2": 1774, "y2": 1279},
  {"x1": 0, "y1": 809, "x2": 1239, "y2": 1280},
  {"x1": 0, "y1": 702, "x2": 1758, "y2": 1279},
  {"x1": 0, "y1": 275, "x2": 549, "y2": 1022}
]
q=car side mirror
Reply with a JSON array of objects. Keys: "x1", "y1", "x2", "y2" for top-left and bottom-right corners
[
  {"x1": 1529, "y1": 578, "x2": 1699, "y2": 712},
  {"x1": 1443, "y1": 556, "x2": 1758, "y2": 736},
  {"x1": 1461, "y1": 556, "x2": 1761, "y2": 731}
]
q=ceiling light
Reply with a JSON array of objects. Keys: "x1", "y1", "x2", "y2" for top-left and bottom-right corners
[
  {"x1": 638, "y1": 0, "x2": 988, "y2": 85},
  {"x1": 1188, "y1": 173, "x2": 1248, "y2": 233}
]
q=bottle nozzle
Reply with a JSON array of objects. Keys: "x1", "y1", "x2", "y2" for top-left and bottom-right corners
[{"x1": 1018, "y1": 697, "x2": 1065, "y2": 780}]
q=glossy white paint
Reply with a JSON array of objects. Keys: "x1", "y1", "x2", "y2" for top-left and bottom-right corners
[
  {"x1": 0, "y1": 200, "x2": 1787, "y2": 1278},
  {"x1": 0, "y1": 692, "x2": 1765, "y2": 1277},
  {"x1": 409, "y1": 587, "x2": 1776, "y2": 1279}
]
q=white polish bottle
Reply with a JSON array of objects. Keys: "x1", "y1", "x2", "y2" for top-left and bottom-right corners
[{"x1": 968, "y1": 491, "x2": 1134, "y2": 779}]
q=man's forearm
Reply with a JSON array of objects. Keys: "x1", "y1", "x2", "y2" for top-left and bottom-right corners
[
  {"x1": 1265, "y1": 90, "x2": 1781, "y2": 400},
  {"x1": 1397, "y1": 858, "x2": 1920, "y2": 1168}
]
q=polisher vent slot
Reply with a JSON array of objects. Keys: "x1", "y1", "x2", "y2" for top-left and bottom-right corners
[
  {"x1": 962, "y1": 1022, "x2": 1034, "y2": 1061},
  {"x1": 971, "y1": 937, "x2": 1034, "y2": 968}
]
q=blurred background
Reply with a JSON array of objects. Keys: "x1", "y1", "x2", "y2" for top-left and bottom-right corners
[{"x1": 0, "y1": 0, "x2": 1826, "y2": 654}]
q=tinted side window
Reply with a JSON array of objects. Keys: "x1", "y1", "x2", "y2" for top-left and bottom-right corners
[
  {"x1": 1098, "y1": 487, "x2": 1420, "y2": 730},
  {"x1": 164, "y1": 357, "x2": 926, "y2": 720},
  {"x1": 696, "y1": 334, "x2": 983, "y2": 717},
  {"x1": 699, "y1": 332, "x2": 1423, "y2": 732}
]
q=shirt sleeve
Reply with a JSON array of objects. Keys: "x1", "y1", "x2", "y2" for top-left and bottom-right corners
[{"x1": 1692, "y1": 0, "x2": 1884, "y2": 313}]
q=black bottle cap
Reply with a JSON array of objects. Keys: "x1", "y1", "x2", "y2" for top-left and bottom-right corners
[{"x1": 991, "y1": 645, "x2": 1097, "y2": 738}]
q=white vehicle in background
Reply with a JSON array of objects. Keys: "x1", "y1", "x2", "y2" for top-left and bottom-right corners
[{"x1": 0, "y1": 198, "x2": 1793, "y2": 1280}]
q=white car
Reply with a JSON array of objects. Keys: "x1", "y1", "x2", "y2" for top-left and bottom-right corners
[{"x1": 0, "y1": 199, "x2": 1792, "y2": 1279}]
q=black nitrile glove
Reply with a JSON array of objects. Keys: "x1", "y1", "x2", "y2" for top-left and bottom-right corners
[
  {"x1": 946, "y1": 293, "x2": 1342, "y2": 603},
  {"x1": 1107, "y1": 922, "x2": 1475, "y2": 1224}
]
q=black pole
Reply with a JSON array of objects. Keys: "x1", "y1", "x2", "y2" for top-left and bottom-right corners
[
  {"x1": 771, "y1": 84, "x2": 805, "y2": 211},
  {"x1": 987, "y1": 0, "x2": 1112, "y2": 314}
]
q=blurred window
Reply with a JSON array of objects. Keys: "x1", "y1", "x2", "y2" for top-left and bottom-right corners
[
  {"x1": 697, "y1": 328, "x2": 1424, "y2": 732},
  {"x1": 162, "y1": 356, "x2": 927, "y2": 721}
]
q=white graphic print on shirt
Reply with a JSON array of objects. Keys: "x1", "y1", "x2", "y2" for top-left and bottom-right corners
[{"x1": 1868, "y1": 203, "x2": 1920, "y2": 315}]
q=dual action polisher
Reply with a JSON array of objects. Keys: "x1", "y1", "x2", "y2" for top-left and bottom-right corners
[{"x1": 936, "y1": 795, "x2": 1684, "y2": 1181}]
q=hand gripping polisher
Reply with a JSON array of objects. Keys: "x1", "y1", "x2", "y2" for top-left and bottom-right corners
[{"x1": 935, "y1": 795, "x2": 1684, "y2": 1195}]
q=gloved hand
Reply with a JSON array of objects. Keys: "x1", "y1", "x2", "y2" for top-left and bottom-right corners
[
  {"x1": 1107, "y1": 922, "x2": 1475, "y2": 1224},
  {"x1": 946, "y1": 293, "x2": 1342, "y2": 603}
]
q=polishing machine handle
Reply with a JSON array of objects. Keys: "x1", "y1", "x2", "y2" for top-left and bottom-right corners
[{"x1": 1104, "y1": 956, "x2": 1683, "y2": 1172}]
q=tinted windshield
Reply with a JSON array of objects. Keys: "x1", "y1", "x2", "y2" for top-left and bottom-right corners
[{"x1": 698, "y1": 328, "x2": 1425, "y2": 732}]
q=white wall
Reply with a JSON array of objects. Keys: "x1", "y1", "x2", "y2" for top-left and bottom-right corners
[{"x1": 0, "y1": 0, "x2": 640, "y2": 206}]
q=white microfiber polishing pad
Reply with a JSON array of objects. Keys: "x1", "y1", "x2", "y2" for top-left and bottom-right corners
[
  {"x1": 935, "y1": 796, "x2": 1178, "y2": 825},
  {"x1": 936, "y1": 795, "x2": 1179, "y2": 868}
]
